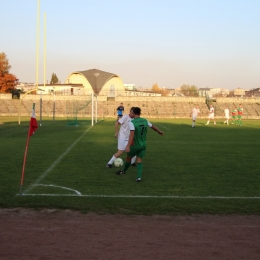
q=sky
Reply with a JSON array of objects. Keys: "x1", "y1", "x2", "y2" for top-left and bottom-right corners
[{"x1": 1, "y1": 0, "x2": 260, "y2": 90}]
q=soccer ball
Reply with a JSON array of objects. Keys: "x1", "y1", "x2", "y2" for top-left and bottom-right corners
[{"x1": 114, "y1": 158, "x2": 123, "y2": 167}]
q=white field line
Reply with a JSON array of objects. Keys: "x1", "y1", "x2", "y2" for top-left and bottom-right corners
[
  {"x1": 23, "y1": 125, "x2": 93, "y2": 194},
  {"x1": 35, "y1": 184, "x2": 81, "y2": 195},
  {"x1": 18, "y1": 194, "x2": 260, "y2": 199},
  {"x1": 157, "y1": 124, "x2": 170, "y2": 130}
]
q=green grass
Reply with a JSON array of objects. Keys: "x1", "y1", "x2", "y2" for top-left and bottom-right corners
[{"x1": 0, "y1": 116, "x2": 260, "y2": 215}]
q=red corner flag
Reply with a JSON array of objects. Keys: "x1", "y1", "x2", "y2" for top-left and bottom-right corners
[
  {"x1": 20, "y1": 103, "x2": 38, "y2": 194},
  {"x1": 29, "y1": 104, "x2": 38, "y2": 136}
]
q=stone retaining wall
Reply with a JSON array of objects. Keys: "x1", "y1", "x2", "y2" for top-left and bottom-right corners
[{"x1": 1, "y1": 93, "x2": 259, "y2": 119}]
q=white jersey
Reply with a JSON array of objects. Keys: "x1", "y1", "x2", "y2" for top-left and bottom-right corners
[
  {"x1": 224, "y1": 108, "x2": 230, "y2": 118},
  {"x1": 208, "y1": 107, "x2": 214, "y2": 119},
  {"x1": 117, "y1": 114, "x2": 133, "y2": 140},
  {"x1": 192, "y1": 108, "x2": 200, "y2": 117}
]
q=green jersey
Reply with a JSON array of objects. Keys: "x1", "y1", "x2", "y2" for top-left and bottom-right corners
[
  {"x1": 237, "y1": 107, "x2": 243, "y2": 115},
  {"x1": 130, "y1": 117, "x2": 152, "y2": 149}
]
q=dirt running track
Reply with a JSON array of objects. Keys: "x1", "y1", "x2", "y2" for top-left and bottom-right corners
[{"x1": 0, "y1": 209, "x2": 260, "y2": 260}]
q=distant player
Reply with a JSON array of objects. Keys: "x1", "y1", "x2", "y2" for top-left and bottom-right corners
[
  {"x1": 190, "y1": 105, "x2": 200, "y2": 128},
  {"x1": 237, "y1": 104, "x2": 243, "y2": 126},
  {"x1": 206, "y1": 104, "x2": 216, "y2": 125},
  {"x1": 231, "y1": 108, "x2": 237, "y2": 124},
  {"x1": 117, "y1": 103, "x2": 124, "y2": 119},
  {"x1": 224, "y1": 106, "x2": 230, "y2": 125}
]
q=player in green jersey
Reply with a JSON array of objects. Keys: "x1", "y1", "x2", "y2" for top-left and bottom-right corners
[
  {"x1": 115, "y1": 107, "x2": 163, "y2": 182},
  {"x1": 231, "y1": 108, "x2": 237, "y2": 125},
  {"x1": 237, "y1": 104, "x2": 243, "y2": 126}
]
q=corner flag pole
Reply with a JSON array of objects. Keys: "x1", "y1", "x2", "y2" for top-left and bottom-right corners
[{"x1": 20, "y1": 103, "x2": 38, "y2": 194}]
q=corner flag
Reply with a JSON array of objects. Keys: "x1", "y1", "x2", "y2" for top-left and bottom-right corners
[
  {"x1": 20, "y1": 103, "x2": 38, "y2": 194},
  {"x1": 29, "y1": 104, "x2": 38, "y2": 136}
]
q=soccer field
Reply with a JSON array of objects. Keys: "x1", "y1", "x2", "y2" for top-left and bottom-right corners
[{"x1": 0, "y1": 117, "x2": 260, "y2": 214}]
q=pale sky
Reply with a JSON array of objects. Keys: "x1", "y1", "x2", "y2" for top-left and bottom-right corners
[{"x1": 1, "y1": 0, "x2": 260, "y2": 90}]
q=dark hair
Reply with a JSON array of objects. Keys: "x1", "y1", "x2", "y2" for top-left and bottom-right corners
[
  {"x1": 133, "y1": 107, "x2": 141, "y2": 115},
  {"x1": 130, "y1": 107, "x2": 135, "y2": 112}
]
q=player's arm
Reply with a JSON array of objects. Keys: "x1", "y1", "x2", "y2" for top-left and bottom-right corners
[
  {"x1": 114, "y1": 120, "x2": 120, "y2": 138},
  {"x1": 125, "y1": 122, "x2": 135, "y2": 152},
  {"x1": 148, "y1": 121, "x2": 163, "y2": 136}
]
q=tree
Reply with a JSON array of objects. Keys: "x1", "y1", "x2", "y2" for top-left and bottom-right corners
[
  {"x1": 189, "y1": 85, "x2": 199, "y2": 97},
  {"x1": 151, "y1": 83, "x2": 170, "y2": 96},
  {"x1": 152, "y1": 83, "x2": 160, "y2": 93},
  {"x1": 0, "y1": 52, "x2": 18, "y2": 93},
  {"x1": 180, "y1": 84, "x2": 199, "y2": 97},
  {"x1": 0, "y1": 73, "x2": 18, "y2": 92},
  {"x1": 0, "y1": 52, "x2": 11, "y2": 76},
  {"x1": 50, "y1": 73, "x2": 59, "y2": 84}
]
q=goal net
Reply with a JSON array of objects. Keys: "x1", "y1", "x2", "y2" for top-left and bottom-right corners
[{"x1": 66, "y1": 93, "x2": 98, "y2": 126}]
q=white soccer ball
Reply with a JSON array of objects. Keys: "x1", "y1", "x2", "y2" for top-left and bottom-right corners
[{"x1": 114, "y1": 158, "x2": 124, "y2": 167}]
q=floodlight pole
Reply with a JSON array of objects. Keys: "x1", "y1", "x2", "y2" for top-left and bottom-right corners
[
  {"x1": 92, "y1": 92, "x2": 94, "y2": 126},
  {"x1": 53, "y1": 88, "x2": 56, "y2": 122}
]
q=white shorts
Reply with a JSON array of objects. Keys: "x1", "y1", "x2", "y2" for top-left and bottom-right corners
[
  {"x1": 225, "y1": 115, "x2": 230, "y2": 119},
  {"x1": 118, "y1": 138, "x2": 128, "y2": 151},
  {"x1": 192, "y1": 116, "x2": 197, "y2": 121},
  {"x1": 208, "y1": 114, "x2": 214, "y2": 119}
]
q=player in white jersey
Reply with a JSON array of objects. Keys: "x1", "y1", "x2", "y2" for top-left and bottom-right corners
[
  {"x1": 106, "y1": 107, "x2": 136, "y2": 168},
  {"x1": 223, "y1": 106, "x2": 230, "y2": 125},
  {"x1": 190, "y1": 105, "x2": 200, "y2": 128},
  {"x1": 206, "y1": 104, "x2": 216, "y2": 125}
]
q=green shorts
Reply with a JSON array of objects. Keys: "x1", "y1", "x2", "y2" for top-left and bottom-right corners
[
  {"x1": 237, "y1": 115, "x2": 242, "y2": 119},
  {"x1": 127, "y1": 146, "x2": 146, "y2": 158}
]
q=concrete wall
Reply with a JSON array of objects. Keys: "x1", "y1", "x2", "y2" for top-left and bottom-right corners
[{"x1": 1, "y1": 93, "x2": 260, "y2": 119}]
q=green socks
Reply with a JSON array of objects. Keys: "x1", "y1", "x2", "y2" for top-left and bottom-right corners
[{"x1": 137, "y1": 163, "x2": 143, "y2": 179}]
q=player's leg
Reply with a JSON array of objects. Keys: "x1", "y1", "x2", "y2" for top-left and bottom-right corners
[
  {"x1": 131, "y1": 156, "x2": 137, "y2": 166},
  {"x1": 135, "y1": 148, "x2": 146, "y2": 182},
  {"x1": 106, "y1": 150, "x2": 124, "y2": 167},
  {"x1": 116, "y1": 146, "x2": 137, "y2": 174},
  {"x1": 122, "y1": 140, "x2": 136, "y2": 166},
  {"x1": 106, "y1": 138, "x2": 125, "y2": 167},
  {"x1": 192, "y1": 117, "x2": 196, "y2": 128},
  {"x1": 237, "y1": 115, "x2": 241, "y2": 126}
]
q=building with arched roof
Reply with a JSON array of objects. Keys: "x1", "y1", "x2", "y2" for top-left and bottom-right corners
[{"x1": 65, "y1": 69, "x2": 125, "y2": 96}]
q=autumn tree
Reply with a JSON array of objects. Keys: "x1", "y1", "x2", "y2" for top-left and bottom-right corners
[
  {"x1": 50, "y1": 73, "x2": 59, "y2": 84},
  {"x1": 0, "y1": 52, "x2": 11, "y2": 75},
  {"x1": 0, "y1": 52, "x2": 18, "y2": 93},
  {"x1": 152, "y1": 83, "x2": 160, "y2": 93}
]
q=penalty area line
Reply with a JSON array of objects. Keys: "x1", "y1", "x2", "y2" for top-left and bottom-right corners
[{"x1": 17, "y1": 194, "x2": 260, "y2": 199}]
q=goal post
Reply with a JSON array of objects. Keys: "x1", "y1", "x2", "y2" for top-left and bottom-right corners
[
  {"x1": 66, "y1": 93, "x2": 99, "y2": 126},
  {"x1": 92, "y1": 93, "x2": 98, "y2": 126}
]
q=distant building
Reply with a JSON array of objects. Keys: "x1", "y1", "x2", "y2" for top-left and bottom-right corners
[
  {"x1": 16, "y1": 82, "x2": 35, "y2": 92},
  {"x1": 199, "y1": 87, "x2": 230, "y2": 97},
  {"x1": 245, "y1": 88, "x2": 260, "y2": 97},
  {"x1": 36, "y1": 84, "x2": 84, "y2": 95},
  {"x1": 234, "y1": 88, "x2": 245, "y2": 97},
  {"x1": 124, "y1": 84, "x2": 137, "y2": 91},
  {"x1": 198, "y1": 87, "x2": 212, "y2": 97},
  {"x1": 65, "y1": 69, "x2": 125, "y2": 97}
]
